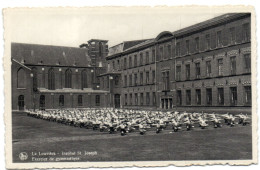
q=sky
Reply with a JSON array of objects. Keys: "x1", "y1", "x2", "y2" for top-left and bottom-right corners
[{"x1": 5, "y1": 7, "x2": 225, "y2": 48}]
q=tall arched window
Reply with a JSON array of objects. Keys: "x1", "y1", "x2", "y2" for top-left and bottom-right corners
[
  {"x1": 81, "y1": 70, "x2": 87, "y2": 89},
  {"x1": 59, "y1": 95, "x2": 64, "y2": 107},
  {"x1": 65, "y1": 69, "x2": 72, "y2": 88},
  {"x1": 48, "y1": 68, "x2": 55, "y2": 90},
  {"x1": 17, "y1": 67, "x2": 26, "y2": 88}
]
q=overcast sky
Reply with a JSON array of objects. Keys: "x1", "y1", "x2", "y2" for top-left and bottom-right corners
[{"x1": 5, "y1": 7, "x2": 224, "y2": 48}]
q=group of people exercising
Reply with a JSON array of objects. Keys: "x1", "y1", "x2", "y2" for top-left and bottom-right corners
[{"x1": 26, "y1": 108, "x2": 250, "y2": 136}]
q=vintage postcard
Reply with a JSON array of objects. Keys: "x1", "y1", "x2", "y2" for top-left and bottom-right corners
[{"x1": 3, "y1": 6, "x2": 257, "y2": 169}]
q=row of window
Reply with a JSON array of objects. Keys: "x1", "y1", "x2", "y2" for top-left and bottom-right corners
[
  {"x1": 175, "y1": 54, "x2": 251, "y2": 82},
  {"x1": 18, "y1": 94, "x2": 101, "y2": 109},
  {"x1": 109, "y1": 23, "x2": 250, "y2": 70},
  {"x1": 124, "y1": 92, "x2": 156, "y2": 106},
  {"x1": 174, "y1": 86, "x2": 251, "y2": 107},
  {"x1": 124, "y1": 70, "x2": 156, "y2": 87},
  {"x1": 175, "y1": 23, "x2": 250, "y2": 56},
  {"x1": 17, "y1": 67, "x2": 92, "y2": 90},
  {"x1": 57, "y1": 95, "x2": 100, "y2": 107},
  {"x1": 110, "y1": 49, "x2": 156, "y2": 71}
]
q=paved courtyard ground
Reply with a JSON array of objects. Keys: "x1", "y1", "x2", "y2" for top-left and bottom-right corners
[{"x1": 12, "y1": 112, "x2": 252, "y2": 162}]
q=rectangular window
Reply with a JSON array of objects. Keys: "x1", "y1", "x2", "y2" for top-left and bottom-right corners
[
  {"x1": 195, "y1": 37, "x2": 200, "y2": 51},
  {"x1": 114, "y1": 76, "x2": 119, "y2": 86},
  {"x1": 206, "y1": 61, "x2": 212, "y2": 77},
  {"x1": 140, "y1": 53, "x2": 143, "y2": 65},
  {"x1": 196, "y1": 89, "x2": 201, "y2": 105},
  {"x1": 134, "y1": 73, "x2": 137, "y2": 86},
  {"x1": 186, "y1": 40, "x2": 190, "y2": 54},
  {"x1": 140, "y1": 72, "x2": 143, "y2": 85},
  {"x1": 186, "y1": 64, "x2": 190, "y2": 80},
  {"x1": 112, "y1": 61, "x2": 115, "y2": 70},
  {"x1": 134, "y1": 55, "x2": 137, "y2": 67},
  {"x1": 140, "y1": 93, "x2": 144, "y2": 106},
  {"x1": 95, "y1": 95, "x2": 100, "y2": 106},
  {"x1": 176, "y1": 42, "x2": 181, "y2": 56},
  {"x1": 125, "y1": 94, "x2": 128, "y2": 105},
  {"x1": 146, "y1": 92, "x2": 150, "y2": 105},
  {"x1": 130, "y1": 93, "x2": 132, "y2": 105},
  {"x1": 217, "y1": 31, "x2": 222, "y2": 47},
  {"x1": 230, "y1": 56, "x2": 236, "y2": 75},
  {"x1": 129, "y1": 56, "x2": 132, "y2": 68},
  {"x1": 244, "y1": 54, "x2": 251, "y2": 73},
  {"x1": 124, "y1": 58, "x2": 127, "y2": 69},
  {"x1": 195, "y1": 62, "x2": 200, "y2": 79},
  {"x1": 160, "y1": 46, "x2": 163, "y2": 60},
  {"x1": 205, "y1": 34, "x2": 210, "y2": 50},
  {"x1": 166, "y1": 71, "x2": 169, "y2": 90},
  {"x1": 162, "y1": 71, "x2": 170, "y2": 91},
  {"x1": 186, "y1": 90, "x2": 191, "y2": 105},
  {"x1": 176, "y1": 65, "x2": 181, "y2": 81},
  {"x1": 59, "y1": 95, "x2": 64, "y2": 107},
  {"x1": 152, "y1": 70, "x2": 155, "y2": 83},
  {"x1": 167, "y1": 44, "x2": 171, "y2": 59},
  {"x1": 242, "y1": 23, "x2": 250, "y2": 42},
  {"x1": 117, "y1": 60, "x2": 120, "y2": 70},
  {"x1": 124, "y1": 75, "x2": 127, "y2": 87},
  {"x1": 206, "y1": 88, "x2": 212, "y2": 105},
  {"x1": 218, "y1": 88, "x2": 224, "y2": 105},
  {"x1": 129, "y1": 75, "x2": 132, "y2": 86},
  {"x1": 135, "y1": 93, "x2": 138, "y2": 105},
  {"x1": 146, "y1": 51, "x2": 149, "y2": 64},
  {"x1": 152, "y1": 49, "x2": 155, "y2": 63},
  {"x1": 230, "y1": 27, "x2": 236, "y2": 44},
  {"x1": 218, "y1": 59, "x2": 223, "y2": 76},
  {"x1": 244, "y1": 86, "x2": 251, "y2": 105},
  {"x1": 230, "y1": 87, "x2": 237, "y2": 106},
  {"x1": 107, "y1": 76, "x2": 109, "y2": 88},
  {"x1": 177, "y1": 90, "x2": 182, "y2": 106},
  {"x1": 146, "y1": 71, "x2": 150, "y2": 84},
  {"x1": 153, "y1": 92, "x2": 156, "y2": 105}
]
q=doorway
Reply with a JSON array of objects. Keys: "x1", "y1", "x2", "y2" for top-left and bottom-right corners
[
  {"x1": 39, "y1": 95, "x2": 45, "y2": 110},
  {"x1": 114, "y1": 94, "x2": 120, "y2": 108},
  {"x1": 18, "y1": 95, "x2": 24, "y2": 110}
]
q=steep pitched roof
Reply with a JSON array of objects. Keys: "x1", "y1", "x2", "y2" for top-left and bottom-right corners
[{"x1": 11, "y1": 43, "x2": 92, "y2": 67}]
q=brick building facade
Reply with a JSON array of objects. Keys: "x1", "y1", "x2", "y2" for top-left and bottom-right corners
[
  {"x1": 105, "y1": 13, "x2": 251, "y2": 112},
  {"x1": 12, "y1": 40, "x2": 109, "y2": 110}
]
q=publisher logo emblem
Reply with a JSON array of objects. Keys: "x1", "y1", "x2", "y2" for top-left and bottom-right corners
[{"x1": 19, "y1": 152, "x2": 28, "y2": 161}]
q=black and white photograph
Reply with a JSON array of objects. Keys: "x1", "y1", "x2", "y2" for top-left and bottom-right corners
[{"x1": 3, "y1": 6, "x2": 257, "y2": 169}]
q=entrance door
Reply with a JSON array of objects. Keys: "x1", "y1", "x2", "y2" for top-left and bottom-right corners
[
  {"x1": 114, "y1": 94, "x2": 120, "y2": 108},
  {"x1": 39, "y1": 95, "x2": 45, "y2": 110},
  {"x1": 18, "y1": 95, "x2": 24, "y2": 110}
]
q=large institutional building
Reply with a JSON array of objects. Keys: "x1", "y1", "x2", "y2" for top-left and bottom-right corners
[{"x1": 12, "y1": 13, "x2": 251, "y2": 113}]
